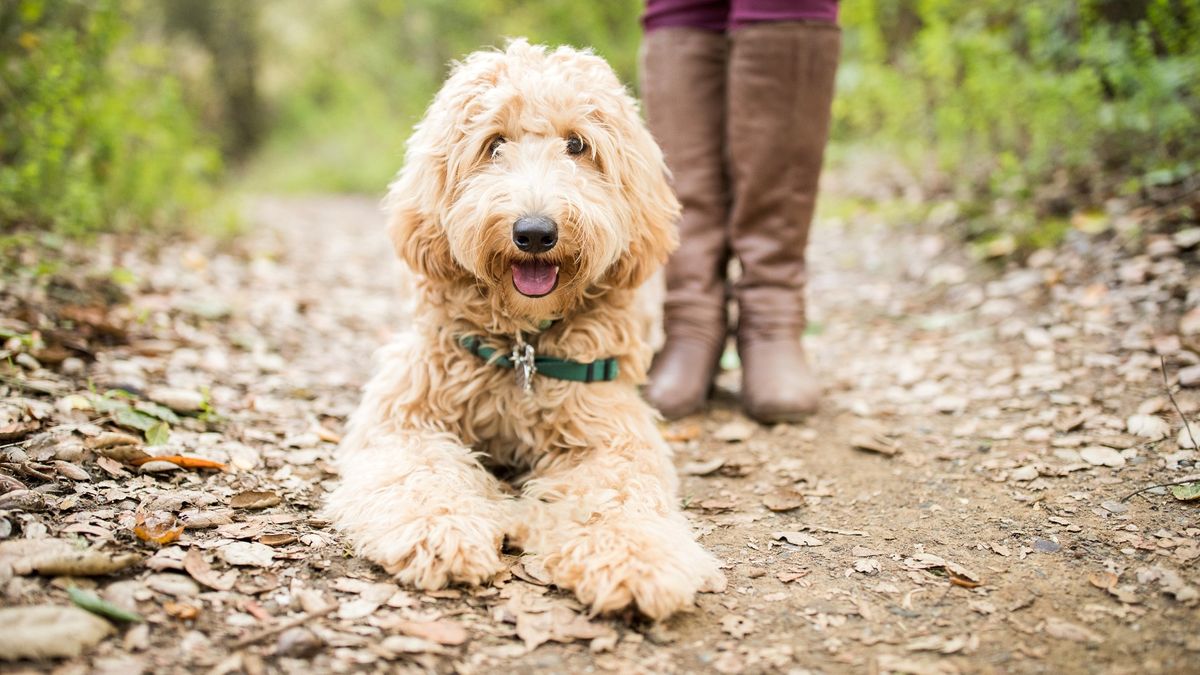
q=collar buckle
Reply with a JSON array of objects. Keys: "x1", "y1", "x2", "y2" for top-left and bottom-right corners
[{"x1": 511, "y1": 336, "x2": 537, "y2": 393}]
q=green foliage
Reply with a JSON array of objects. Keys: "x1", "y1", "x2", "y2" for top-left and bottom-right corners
[
  {"x1": 245, "y1": 0, "x2": 643, "y2": 194},
  {"x1": 0, "y1": 0, "x2": 221, "y2": 235},
  {"x1": 836, "y1": 0, "x2": 1200, "y2": 244},
  {"x1": 9, "y1": 0, "x2": 1193, "y2": 244},
  {"x1": 91, "y1": 390, "x2": 178, "y2": 444}
]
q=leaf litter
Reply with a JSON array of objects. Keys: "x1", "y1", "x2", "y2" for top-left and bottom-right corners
[{"x1": 2, "y1": 196, "x2": 1199, "y2": 672}]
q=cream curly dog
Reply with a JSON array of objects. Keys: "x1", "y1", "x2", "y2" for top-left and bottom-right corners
[{"x1": 326, "y1": 40, "x2": 724, "y2": 620}]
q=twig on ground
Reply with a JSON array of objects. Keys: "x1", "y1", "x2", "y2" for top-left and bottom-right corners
[
  {"x1": 230, "y1": 604, "x2": 336, "y2": 650},
  {"x1": 1120, "y1": 359, "x2": 1199, "y2": 503},
  {"x1": 1162, "y1": 356, "x2": 1197, "y2": 451},
  {"x1": 1122, "y1": 476, "x2": 1200, "y2": 503},
  {"x1": 0, "y1": 374, "x2": 61, "y2": 396}
]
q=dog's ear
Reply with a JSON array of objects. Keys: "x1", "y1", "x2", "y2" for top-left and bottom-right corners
[
  {"x1": 386, "y1": 204, "x2": 459, "y2": 282},
  {"x1": 602, "y1": 97, "x2": 681, "y2": 290},
  {"x1": 384, "y1": 50, "x2": 512, "y2": 282},
  {"x1": 384, "y1": 149, "x2": 462, "y2": 281}
]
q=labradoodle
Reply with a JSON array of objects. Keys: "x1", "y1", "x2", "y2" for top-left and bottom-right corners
[{"x1": 326, "y1": 39, "x2": 725, "y2": 620}]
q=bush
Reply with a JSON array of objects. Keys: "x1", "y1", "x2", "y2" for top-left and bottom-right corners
[
  {"x1": 244, "y1": 0, "x2": 643, "y2": 194},
  {"x1": 0, "y1": 0, "x2": 221, "y2": 235},
  {"x1": 835, "y1": 0, "x2": 1200, "y2": 244}
]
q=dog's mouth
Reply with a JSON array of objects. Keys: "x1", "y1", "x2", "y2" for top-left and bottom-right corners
[{"x1": 511, "y1": 260, "x2": 559, "y2": 298}]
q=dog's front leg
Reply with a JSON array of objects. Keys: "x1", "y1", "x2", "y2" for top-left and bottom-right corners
[
  {"x1": 326, "y1": 428, "x2": 508, "y2": 589},
  {"x1": 513, "y1": 431, "x2": 725, "y2": 620}
]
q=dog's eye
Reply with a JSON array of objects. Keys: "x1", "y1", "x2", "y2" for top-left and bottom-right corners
[
  {"x1": 488, "y1": 136, "x2": 506, "y2": 158},
  {"x1": 565, "y1": 134, "x2": 586, "y2": 156}
]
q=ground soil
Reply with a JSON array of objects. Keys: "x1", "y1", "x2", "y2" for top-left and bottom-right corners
[{"x1": 1, "y1": 194, "x2": 1198, "y2": 674}]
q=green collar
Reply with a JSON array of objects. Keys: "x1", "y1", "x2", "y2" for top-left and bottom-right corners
[{"x1": 459, "y1": 335, "x2": 619, "y2": 386}]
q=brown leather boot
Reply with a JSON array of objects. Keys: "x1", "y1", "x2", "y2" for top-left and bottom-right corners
[
  {"x1": 640, "y1": 28, "x2": 731, "y2": 419},
  {"x1": 726, "y1": 21, "x2": 840, "y2": 423}
]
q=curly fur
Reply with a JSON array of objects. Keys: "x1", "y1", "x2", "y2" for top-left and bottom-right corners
[{"x1": 325, "y1": 39, "x2": 724, "y2": 620}]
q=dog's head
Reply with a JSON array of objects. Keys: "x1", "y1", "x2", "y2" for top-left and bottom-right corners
[{"x1": 386, "y1": 39, "x2": 679, "y2": 319}]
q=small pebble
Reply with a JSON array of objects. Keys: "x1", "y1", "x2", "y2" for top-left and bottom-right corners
[
  {"x1": 145, "y1": 573, "x2": 200, "y2": 598},
  {"x1": 275, "y1": 627, "x2": 322, "y2": 658},
  {"x1": 1178, "y1": 364, "x2": 1200, "y2": 388},
  {"x1": 1010, "y1": 465, "x2": 1039, "y2": 481},
  {"x1": 60, "y1": 357, "x2": 86, "y2": 376},
  {"x1": 15, "y1": 352, "x2": 41, "y2": 370},
  {"x1": 1033, "y1": 539, "x2": 1061, "y2": 553},
  {"x1": 1101, "y1": 500, "x2": 1129, "y2": 514}
]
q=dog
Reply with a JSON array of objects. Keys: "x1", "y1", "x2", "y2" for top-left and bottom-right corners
[{"x1": 325, "y1": 39, "x2": 724, "y2": 620}]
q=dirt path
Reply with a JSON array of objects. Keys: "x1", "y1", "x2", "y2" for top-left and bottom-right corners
[{"x1": 1, "y1": 195, "x2": 1198, "y2": 674}]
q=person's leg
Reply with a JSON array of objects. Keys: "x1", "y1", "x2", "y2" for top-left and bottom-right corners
[
  {"x1": 725, "y1": 1, "x2": 840, "y2": 422},
  {"x1": 729, "y1": 0, "x2": 838, "y2": 27},
  {"x1": 641, "y1": 1, "x2": 733, "y2": 419},
  {"x1": 643, "y1": 0, "x2": 729, "y2": 32}
]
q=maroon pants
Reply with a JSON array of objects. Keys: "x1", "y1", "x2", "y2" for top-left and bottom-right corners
[{"x1": 643, "y1": 0, "x2": 838, "y2": 32}]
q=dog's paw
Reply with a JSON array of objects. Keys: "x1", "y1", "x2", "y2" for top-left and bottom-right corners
[
  {"x1": 354, "y1": 514, "x2": 505, "y2": 589},
  {"x1": 543, "y1": 521, "x2": 723, "y2": 620}
]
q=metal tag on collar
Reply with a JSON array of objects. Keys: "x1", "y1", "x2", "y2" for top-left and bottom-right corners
[{"x1": 511, "y1": 334, "x2": 536, "y2": 393}]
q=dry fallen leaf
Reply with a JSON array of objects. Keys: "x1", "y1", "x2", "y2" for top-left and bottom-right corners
[
  {"x1": 762, "y1": 488, "x2": 806, "y2": 512},
  {"x1": 691, "y1": 498, "x2": 737, "y2": 512},
  {"x1": 183, "y1": 548, "x2": 237, "y2": 591},
  {"x1": 516, "y1": 606, "x2": 614, "y2": 651},
  {"x1": 1088, "y1": 571, "x2": 1139, "y2": 603},
  {"x1": 851, "y1": 433, "x2": 899, "y2": 457},
  {"x1": 133, "y1": 511, "x2": 184, "y2": 546},
  {"x1": 0, "y1": 421, "x2": 40, "y2": 442},
  {"x1": 904, "y1": 634, "x2": 971, "y2": 654},
  {"x1": 95, "y1": 455, "x2": 132, "y2": 478},
  {"x1": 314, "y1": 424, "x2": 343, "y2": 444},
  {"x1": 1179, "y1": 426, "x2": 1199, "y2": 450},
  {"x1": 681, "y1": 457, "x2": 725, "y2": 476},
  {"x1": 1126, "y1": 414, "x2": 1169, "y2": 441},
  {"x1": 1138, "y1": 565, "x2": 1199, "y2": 603},
  {"x1": 1043, "y1": 617, "x2": 1104, "y2": 645},
  {"x1": 393, "y1": 620, "x2": 469, "y2": 646},
  {"x1": 0, "y1": 539, "x2": 140, "y2": 576},
  {"x1": 854, "y1": 558, "x2": 881, "y2": 574},
  {"x1": 163, "y1": 601, "x2": 200, "y2": 621},
  {"x1": 219, "y1": 541, "x2": 275, "y2": 567},
  {"x1": 772, "y1": 531, "x2": 824, "y2": 547},
  {"x1": 948, "y1": 570, "x2": 982, "y2": 589},
  {"x1": 53, "y1": 460, "x2": 91, "y2": 481},
  {"x1": 1089, "y1": 571, "x2": 1118, "y2": 591},
  {"x1": 379, "y1": 635, "x2": 444, "y2": 656},
  {"x1": 713, "y1": 419, "x2": 756, "y2": 443},
  {"x1": 511, "y1": 558, "x2": 552, "y2": 586},
  {"x1": 875, "y1": 653, "x2": 960, "y2": 675},
  {"x1": 259, "y1": 533, "x2": 297, "y2": 547},
  {"x1": 85, "y1": 432, "x2": 142, "y2": 451},
  {"x1": 130, "y1": 455, "x2": 228, "y2": 471},
  {"x1": 906, "y1": 553, "x2": 982, "y2": 587},
  {"x1": 1080, "y1": 446, "x2": 1125, "y2": 468},
  {"x1": 230, "y1": 490, "x2": 283, "y2": 510},
  {"x1": 968, "y1": 600, "x2": 996, "y2": 615},
  {"x1": 179, "y1": 509, "x2": 234, "y2": 529},
  {"x1": 0, "y1": 605, "x2": 114, "y2": 660},
  {"x1": 777, "y1": 569, "x2": 810, "y2": 583},
  {"x1": 0, "y1": 489, "x2": 48, "y2": 512}
]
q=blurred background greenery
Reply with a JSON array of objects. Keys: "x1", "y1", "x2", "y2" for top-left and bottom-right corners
[{"x1": 2, "y1": 0, "x2": 1197, "y2": 248}]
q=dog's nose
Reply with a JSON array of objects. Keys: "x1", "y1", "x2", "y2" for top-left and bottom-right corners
[{"x1": 512, "y1": 216, "x2": 558, "y2": 254}]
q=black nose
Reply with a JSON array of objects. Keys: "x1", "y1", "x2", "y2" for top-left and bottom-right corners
[{"x1": 512, "y1": 215, "x2": 558, "y2": 254}]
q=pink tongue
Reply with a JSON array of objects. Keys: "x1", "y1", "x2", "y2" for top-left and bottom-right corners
[{"x1": 512, "y1": 261, "x2": 559, "y2": 297}]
